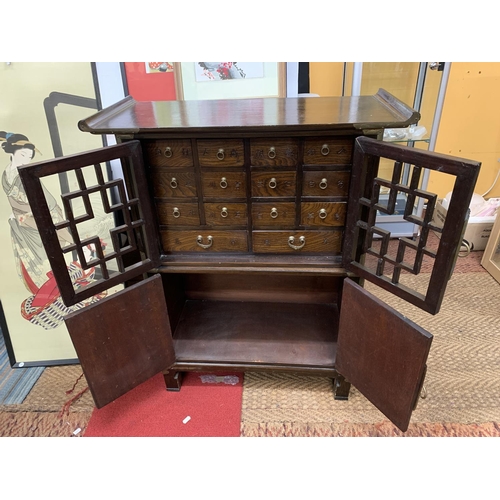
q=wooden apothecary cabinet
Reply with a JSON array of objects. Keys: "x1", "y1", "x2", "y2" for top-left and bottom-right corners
[{"x1": 19, "y1": 90, "x2": 480, "y2": 431}]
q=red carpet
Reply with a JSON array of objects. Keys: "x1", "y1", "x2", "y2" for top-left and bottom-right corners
[{"x1": 84, "y1": 372, "x2": 243, "y2": 437}]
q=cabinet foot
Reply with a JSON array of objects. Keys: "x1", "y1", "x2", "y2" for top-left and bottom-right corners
[
  {"x1": 163, "y1": 370, "x2": 183, "y2": 391},
  {"x1": 333, "y1": 376, "x2": 351, "y2": 400}
]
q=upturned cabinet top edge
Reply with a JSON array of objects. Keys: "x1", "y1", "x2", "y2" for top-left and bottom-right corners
[{"x1": 78, "y1": 89, "x2": 420, "y2": 136}]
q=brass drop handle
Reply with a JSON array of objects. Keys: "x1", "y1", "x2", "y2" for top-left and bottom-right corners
[
  {"x1": 173, "y1": 207, "x2": 181, "y2": 218},
  {"x1": 319, "y1": 178, "x2": 328, "y2": 190},
  {"x1": 196, "y1": 235, "x2": 213, "y2": 249},
  {"x1": 270, "y1": 207, "x2": 278, "y2": 219},
  {"x1": 164, "y1": 146, "x2": 173, "y2": 158},
  {"x1": 269, "y1": 177, "x2": 277, "y2": 189},
  {"x1": 170, "y1": 177, "x2": 178, "y2": 189},
  {"x1": 319, "y1": 208, "x2": 327, "y2": 220},
  {"x1": 268, "y1": 147, "x2": 276, "y2": 159},
  {"x1": 288, "y1": 235, "x2": 306, "y2": 250},
  {"x1": 220, "y1": 177, "x2": 228, "y2": 189},
  {"x1": 217, "y1": 148, "x2": 225, "y2": 161},
  {"x1": 321, "y1": 144, "x2": 330, "y2": 156},
  {"x1": 221, "y1": 207, "x2": 228, "y2": 218}
]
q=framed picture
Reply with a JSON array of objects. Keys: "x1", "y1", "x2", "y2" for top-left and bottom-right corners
[
  {"x1": 122, "y1": 62, "x2": 177, "y2": 101},
  {"x1": 175, "y1": 62, "x2": 286, "y2": 100},
  {"x1": 481, "y1": 214, "x2": 500, "y2": 283}
]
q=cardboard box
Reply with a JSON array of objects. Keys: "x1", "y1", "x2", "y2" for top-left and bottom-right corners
[{"x1": 432, "y1": 199, "x2": 496, "y2": 251}]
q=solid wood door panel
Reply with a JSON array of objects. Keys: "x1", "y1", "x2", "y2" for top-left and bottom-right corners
[
  {"x1": 336, "y1": 279, "x2": 432, "y2": 432},
  {"x1": 64, "y1": 274, "x2": 175, "y2": 409}
]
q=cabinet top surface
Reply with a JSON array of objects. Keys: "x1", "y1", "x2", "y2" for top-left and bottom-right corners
[{"x1": 79, "y1": 89, "x2": 419, "y2": 136}]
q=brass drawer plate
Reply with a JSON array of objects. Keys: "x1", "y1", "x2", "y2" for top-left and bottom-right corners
[
  {"x1": 252, "y1": 202, "x2": 296, "y2": 228},
  {"x1": 300, "y1": 202, "x2": 347, "y2": 227},
  {"x1": 250, "y1": 139, "x2": 299, "y2": 167},
  {"x1": 252, "y1": 230, "x2": 342, "y2": 254},
  {"x1": 302, "y1": 171, "x2": 350, "y2": 197},
  {"x1": 204, "y1": 202, "x2": 248, "y2": 226},
  {"x1": 303, "y1": 138, "x2": 353, "y2": 165},
  {"x1": 202, "y1": 171, "x2": 246, "y2": 198},
  {"x1": 150, "y1": 170, "x2": 197, "y2": 198},
  {"x1": 162, "y1": 230, "x2": 248, "y2": 252},
  {"x1": 156, "y1": 202, "x2": 200, "y2": 226},
  {"x1": 251, "y1": 171, "x2": 296, "y2": 197},
  {"x1": 145, "y1": 140, "x2": 194, "y2": 168},
  {"x1": 197, "y1": 139, "x2": 244, "y2": 167}
]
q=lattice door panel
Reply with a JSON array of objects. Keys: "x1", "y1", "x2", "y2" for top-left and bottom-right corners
[
  {"x1": 19, "y1": 141, "x2": 160, "y2": 307},
  {"x1": 343, "y1": 137, "x2": 480, "y2": 315}
]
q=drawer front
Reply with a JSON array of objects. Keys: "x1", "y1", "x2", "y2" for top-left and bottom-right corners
[
  {"x1": 162, "y1": 230, "x2": 248, "y2": 252},
  {"x1": 250, "y1": 139, "x2": 299, "y2": 167},
  {"x1": 252, "y1": 202, "x2": 296, "y2": 228},
  {"x1": 150, "y1": 170, "x2": 197, "y2": 198},
  {"x1": 145, "y1": 140, "x2": 194, "y2": 168},
  {"x1": 303, "y1": 138, "x2": 353, "y2": 165},
  {"x1": 155, "y1": 202, "x2": 200, "y2": 226},
  {"x1": 300, "y1": 202, "x2": 347, "y2": 227},
  {"x1": 204, "y1": 202, "x2": 248, "y2": 226},
  {"x1": 302, "y1": 171, "x2": 350, "y2": 197},
  {"x1": 202, "y1": 172, "x2": 246, "y2": 198},
  {"x1": 252, "y1": 230, "x2": 342, "y2": 254},
  {"x1": 197, "y1": 139, "x2": 245, "y2": 167},
  {"x1": 251, "y1": 171, "x2": 296, "y2": 197}
]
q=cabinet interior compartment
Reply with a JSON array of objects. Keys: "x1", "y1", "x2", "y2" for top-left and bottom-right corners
[{"x1": 160, "y1": 272, "x2": 342, "y2": 369}]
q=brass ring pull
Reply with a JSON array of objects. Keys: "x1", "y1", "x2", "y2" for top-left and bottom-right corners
[
  {"x1": 270, "y1": 207, "x2": 278, "y2": 219},
  {"x1": 319, "y1": 209, "x2": 327, "y2": 220},
  {"x1": 221, "y1": 207, "x2": 228, "y2": 218},
  {"x1": 288, "y1": 235, "x2": 306, "y2": 250},
  {"x1": 319, "y1": 178, "x2": 328, "y2": 190},
  {"x1": 164, "y1": 147, "x2": 173, "y2": 158},
  {"x1": 268, "y1": 147, "x2": 276, "y2": 159},
  {"x1": 170, "y1": 177, "x2": 178, "y2": 189},
  {"x1": 173, "y1": 207, "x2": 180, "y2": 218},
  {"x1": 217, "y1": 148, "x2": 225, "y2": 161},
  {"x1": 220, "y1": 177, "x2": 228, "y2": 189},
  {"x1": 269, "y1": 177, "x2": 277, "y2": 189},
  {"x1": 321, "y1": 144, "x2": 330, "y2": 156},
  {"x1": 196, "y1": 235, "x2": 213, "y2": 249},
  {"x1": 420, "y1": 385, "x2": 427, "y2": 399}
]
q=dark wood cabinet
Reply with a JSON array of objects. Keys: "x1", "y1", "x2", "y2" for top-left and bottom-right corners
[{"x1": 18, "y1": 89, "x2": 480, "y2": 431}]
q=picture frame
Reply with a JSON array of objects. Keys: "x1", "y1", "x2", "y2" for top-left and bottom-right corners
[
  {"x1": 174, "y1": 62, "x2": 286, "y2": 100},
  {"x1": 481, "y1": 214, "x2": 500, "y2": 283}
]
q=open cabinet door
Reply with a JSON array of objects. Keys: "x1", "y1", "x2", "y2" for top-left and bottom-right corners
[
  {"x1": 336, "y1": 279, "x2": 432, "y2": 432},
  {"x1": 343, "y1": 136, "x2": 480, "y2": 314},
  {"x1": 18, "y1": 141, "x2": 175, "y2": 407}
]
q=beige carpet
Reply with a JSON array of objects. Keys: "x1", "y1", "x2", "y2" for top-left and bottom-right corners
[{"x1": 241, "y1": 272, "x2": 500, "y2": 436}]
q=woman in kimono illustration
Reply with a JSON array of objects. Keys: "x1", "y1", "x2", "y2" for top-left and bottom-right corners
[{"x1": 1, "y1": 132, "x2": 106, "y2": 330}]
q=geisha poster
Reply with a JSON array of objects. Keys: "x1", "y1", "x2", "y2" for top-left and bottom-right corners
[{"x1": 0, "y1": 62, "x2": 122, "y2": 365}]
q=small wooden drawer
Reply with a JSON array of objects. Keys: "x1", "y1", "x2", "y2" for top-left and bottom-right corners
[
  {"x1": 162, "y1": 230, "x2": 248, "y2": 252},
  {"x1": 250, "y1": 139, "x2": 299, "y2": 167},
  {"x1": 300, "y1": 202, "x2": 347, "y2": 227},
  {"x1": 145, "y1": 140, "x2": 194, "y2": 168},
  {"x1": 150, "y1": 169, "x2": 197, "y2": 198},
  {"x1": 252, "y1": 202, "x2": 296, "y2": 228},
  {"x1": 202, "y1": 172, "x2": 246, "y2": 198},
  {"x1": 251, "y1": 171, "x2": 296, "y2": 197},
  {"x1": 252, "y1": 230, "x2": 342, "y2": 254},
  {"x1": 204, "y1": 203, "x2": 248, "y2": 226},
  {"x1": 302, "y1": 171, "x2": 350, "y2": 197},
  {"x1": 197, "y1": 139, "x2": 245, "y2": 167},
  {"x1": 303, "y1": 138, "x2": 353, "y2": 165},
  {"x1": 155, "y1": 202, "x2": 200, "y2": 226}
]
